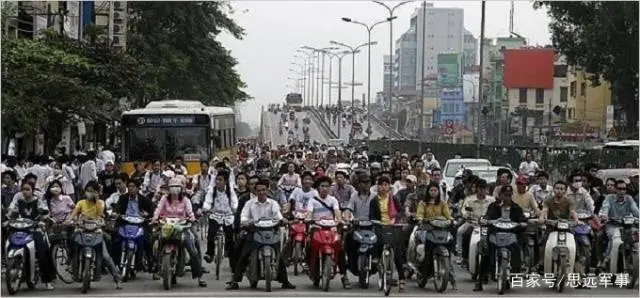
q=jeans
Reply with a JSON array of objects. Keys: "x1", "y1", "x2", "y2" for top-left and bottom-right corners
[
  {"x1": 603, "y1": 225, "x2": 619, "y2": 258},
  {"x1": 232, "y1": 232, "x2": 289, "y2": 284},
  {"x1": 70, "y1": 232, "x2": 122, "y2": 282},
  {"x1": 456, "y1": 223, "x2": 473, "y2": 258},
  {"x1": 206, "y1": 220, "x2": 235, "y2": 269},
  {"x1": 181, "y1": 230, "x2": 203, "y2": 279},
  {"x1": 32, "y1": 230, "x2": 56, "y2": 283}
]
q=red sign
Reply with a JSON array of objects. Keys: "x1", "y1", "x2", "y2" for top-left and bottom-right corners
[{"x1": 444, "y1": 120, "x2": 454, "y2": 128}]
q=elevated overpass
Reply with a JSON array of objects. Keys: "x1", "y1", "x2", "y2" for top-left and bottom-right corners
[{"x1": 261, "y1": 110, "x2": 332, "y2": 146}]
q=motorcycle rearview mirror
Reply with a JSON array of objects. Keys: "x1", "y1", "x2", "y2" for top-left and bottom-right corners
[{"x1": 465, "y1": 207, "x2": 473, "y2": 212}]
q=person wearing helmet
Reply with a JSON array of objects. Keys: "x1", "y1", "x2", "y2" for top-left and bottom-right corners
[{"x1": 152, "y1": 179, "x2": 206, "y2": 287}]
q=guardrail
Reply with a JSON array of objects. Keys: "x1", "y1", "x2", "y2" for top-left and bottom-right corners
[
  {"x1": 307, "y1": 107, "x2": 339, "y2": 139},
  {"x1": 369, "y1": 113, "x2": 405, "y2": 139}
]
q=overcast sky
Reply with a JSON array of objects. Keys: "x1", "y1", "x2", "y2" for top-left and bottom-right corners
[{"x1": 219, "y1": 1, "x2": 552, "y2": 127}]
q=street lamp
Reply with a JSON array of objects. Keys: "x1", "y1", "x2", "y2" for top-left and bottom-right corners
[
  {"x1": 330, "y1": 39, "x2": 378, "y2": 129},
  {"x1": 297, "y1": 48, "x2": 316, "y2": 107},
  {"x1": 325, "y1": 50, "x2": 352, "y2": 138},
  {"x1": 291, "y1": 62, "x2": 306, "y2": 96},
  {"x1": 341, "y1": 17, "x2": 389, "y2": 134},
  {"x1": 302, "y1": 46, "x2": 338, "y2": 107},
  {"x1": 373, "y1": 0, "x2": 415, "y2": 116}
]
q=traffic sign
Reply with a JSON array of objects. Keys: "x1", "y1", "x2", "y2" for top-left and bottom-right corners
[
  {"x1": 444, "y1": 119, "x2": 454, "y2": 127},
  {"x1": 445, "y1": 127, "x2": 454, "y2": 135}
]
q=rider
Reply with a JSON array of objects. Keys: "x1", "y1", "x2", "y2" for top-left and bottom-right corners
[
  {"x1": 528, "y1": 171, "x2": 553, "y2": 207},
  {"x1": 457, "y1": 179, "x2": 495, "y2": 266},
  {"x1": 288, "y1": 171, "x2": 316, "y2": 213},
  {"x1": 190, "y1": 161, "x2": 212, "y2": 211},
  {"x1": 329, "y1": 170, "x2": 355, "y2": 208},
  {"x1": 7, "y1": 179, "x2": 56, "y2": 290},
  {"x1": 202, "y1": 170, "x2": 238, "y2": 268},
  {"x1": 368, "y1": 175, "x2": 406, "y2": 291},
  {"x1": 473, "y1": 185, "x2": 527, "y2": 292},
  {"x1": 226, "y1": 179, "x2": 296, "y2": 290},
  {"x1": 278, "y1": 162, "x2": 301, "y2": 188},
  {"x1": 565, "y1": 172, "x2": 595, "y2": 215},
  {"x1": 305, "y1": 176, "x2": 349, "y2": 288},
  {"x1": 538, "y1": 180, "x2": 579, "y2": 269},
  {"x1": 598, "y1": 179, "x2": 639, "y2": 269},
  {"x1": 151, "y1": 179, "x2": 206, "y2": 287},
  {"x1": 66, "y1": 181, "x2": 122, "y2": 289},
  {"x1": 141, "y1": 160, "x2": 164, "y2": 197},
  {"x1": 513, "y1": 175, "x2": 540, "y2": 215}
]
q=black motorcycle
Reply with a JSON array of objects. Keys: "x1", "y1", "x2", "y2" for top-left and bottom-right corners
[{"x1": 245, "y1": 219, "x2": 282, "y2": 292}]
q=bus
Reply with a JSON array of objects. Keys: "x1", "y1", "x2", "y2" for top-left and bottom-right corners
[
  {"x1": 599, "y1": 139, "x2": 640, "y2": 168},
  {"x1": 120, "y1": 100, "x2": 236, "y2": 175},
  {"x1": 285, "y1": 93, "x2": 303, "y2": 112}
]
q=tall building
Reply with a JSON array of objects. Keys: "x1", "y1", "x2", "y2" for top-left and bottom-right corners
[
  {"x1": 394, "y1": 25, "x2": 417, "y2": 94},
  {"x1": 463, "y1": 29, "x2": 478, "y2": 73},
  {"x1": 382, "y1": 55, "x2": 392, "y2": 105},
  {"x1": 412, "y1": 2, "x2": 464, "y2": 92}
]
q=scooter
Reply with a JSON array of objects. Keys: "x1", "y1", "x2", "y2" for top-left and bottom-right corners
[
  {"x1": 488, "y1": 218, "x2": 521, "y2": 295},
  {"x1": 308, "y1": 219, "x2": 340, "y2": 292},
  {"x1": 287, "y1": 211, "x2": 308, "y2": 276},
  {"x1": 522, "y1": 211, "x2": 539, "y2": 274},
  {"x1": 467, "y1": 216, "x2": 488, "y2": 281},
  {"x1": 157, "y1": 217, "x2": 191, "y2": 290},
  {"x1": 543, "y1": 219, "x2": 576, "y2": 293},
  {"x1": 606, "y1": 216, "x2": 639, "y2": 289},
  {"x1": 73, "y1": 219, "x2": 105, "y2": 294},
  {"x1": 350, "y1": 220, "x2": 378, "y2": 289},
  {"x1": 118, "y1": 215, "x2": 146, "y2": 282},
  {"x1": 573, "y1": 212, "x2": 593, "y2": 278},
  {"x1": 246, "y1": 219, "x2": 281, "y2": 292},
  {"x1": 4, "y1": 218, "x2": 42, "y2": 295},
  {"x1": 413, "y1": 217, "x2": 453, "y2": 293}
]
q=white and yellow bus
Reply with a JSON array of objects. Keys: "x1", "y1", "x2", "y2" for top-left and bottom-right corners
[
  {"x1": 285, "y1": 93, "x2": 303, "y2": 112},
  {"x1": 120, "y1": 100, "x2": 235, "y2": 174}
]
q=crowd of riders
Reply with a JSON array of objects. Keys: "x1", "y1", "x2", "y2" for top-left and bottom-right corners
[{"x1": 0, "y1": 142, "x2": 638, "y2": 294}]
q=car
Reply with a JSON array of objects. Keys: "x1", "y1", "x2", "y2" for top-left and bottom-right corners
[
  {"x1": 597, "y1": 168, "x2": 639, "y2": 184},
  {"x1": 442, "y1": 158, "x2": 492, "y2": 192}
]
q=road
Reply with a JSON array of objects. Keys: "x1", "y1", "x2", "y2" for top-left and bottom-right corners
[
  {"x1": 263, "y1": 111, "x2": 328, "y2": 146},
  {"x1": 3, "y1": 246, "x2": 636, "y2": 296},
  {"x1": 320, "y1": 113, "x2": 389, "y2": 140}
]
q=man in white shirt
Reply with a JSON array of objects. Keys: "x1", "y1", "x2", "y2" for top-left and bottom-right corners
[
  {"x1": 518, "y1": 153, "x2": 540, "y2": 177},
  {"x1": 202, "y1": 171, "x2": 238, "y2": 265},
  {"x1": 105, "y1": 174, "x2": 128, "y2": 215},
  {"x1": 27, "y1": 156, "x2": 53, "y2": 191}
]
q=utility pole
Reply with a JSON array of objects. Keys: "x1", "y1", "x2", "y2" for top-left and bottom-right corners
[
  {"x1": 418, "y1": 1, "x2": 426, "y2": 153},
  {"x1": 475, "y1": 1, "x2": 486, "y2": 158}
]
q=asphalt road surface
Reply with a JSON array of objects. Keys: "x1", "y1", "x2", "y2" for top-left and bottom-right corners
[
  {"x1": 2, "y1": 247, "x2": 636, "y2": 296},
  {"x1": 322, "y1": 113, "x2": 388, "y2": 140},
  {"x1": 264, "y1": 111, "x2": 327, "y2": 146}
]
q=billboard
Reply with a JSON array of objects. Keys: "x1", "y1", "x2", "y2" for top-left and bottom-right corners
[
  {"x1": 437, "y1": 53, "x2": 461, "y2": 88},
  {"x1": 503, "y1": 49, "x2": 554, "y2": 89}
]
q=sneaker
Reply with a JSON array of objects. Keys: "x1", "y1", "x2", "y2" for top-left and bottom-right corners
[
  {"x1": 225, "y1": 282, "x2": 239, "y2": 290},
  {"x1": 44, "y1": 283, "x2": 54, "y2": 290},
  {"x1": 281, "y1": 282, "x2": 296, "y2": 289},
  {"x1": 115, "y1": 281, "x2": 122, "y2": 290},
  {"x1": 203, "y1": 254, "x2": 213, "y2": 264}
]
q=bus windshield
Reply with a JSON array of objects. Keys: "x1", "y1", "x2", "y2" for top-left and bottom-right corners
[{"x1": 125, "y1": 126, "x2": 209, "y2": 161}]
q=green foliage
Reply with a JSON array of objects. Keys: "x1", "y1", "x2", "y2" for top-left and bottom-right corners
[
  {"x1": 127, "y1": 1, "x2": 250, "y2": 107},
  {"x1": 536, "y1": 1, "x2": 639, "y2": 130}
]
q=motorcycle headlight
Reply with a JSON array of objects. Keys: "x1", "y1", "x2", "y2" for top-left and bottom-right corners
[
  {"x1": 557, "y1": 222, "x2": 569, "y2": 230},
  {"x1": 84, "y1": 223, "x2": 97, "y2": 230},
  {"x1": 623, "y1": 217, "x2": 635, "y2": 225}
]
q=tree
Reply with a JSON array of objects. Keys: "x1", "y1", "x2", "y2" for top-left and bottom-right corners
[
  {"x1": 535, "y1": 2, "x2": 639, "y2": 131},
  {"x1": 236, "y1": 121, "x2": 254, "y2": 137},
  {"x1": 127, "y1": 1, "x2": 250, "y2": 107}
]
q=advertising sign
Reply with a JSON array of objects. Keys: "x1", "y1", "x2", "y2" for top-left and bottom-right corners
[{"x1": 437, "y1": 53, "x2": 461, "y2": 88}]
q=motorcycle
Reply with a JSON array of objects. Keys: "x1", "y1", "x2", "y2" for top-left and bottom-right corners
[
  {"x1": 72, "y1": 219, "x2": 106, "y2": 294},
  {"x1": 467, "y1": 216, "x2": 488, "y2": 281},
  {"x1": 208, "y1": 211, "x2": 233, "y2": 280},
  {"x1": 543, "y1": 219, "x2": 576, "y2": 292},
  {"x1": 488, "y1": 219, "x2": 521, "y2": 295},
  {"x1": 157, "y1": 217, "x2": 191, "y2": 290},
  {"x1": 606, "y1": 216, "x2": 639, "y2": 289},
  {"x1": 412, "y1": 217, "x2": 453, "y2": 293},
  {"x1": 4, "y1": 218, "x2": 43, "y2": 295},
  {"x1": 573, "y1": 212, "x2": 593, "y2": 278},
  {"x1": 118, "y1": 215, "x2": 146, "y2": 282},
  {"x1": 288, "y1": 212, "x2": 308, "y2": 276},
  {"x1": 522, "y1": 211, "x2": 539, "y2": 274},
  {"x1": 279, "y1": 184, "x2": 297, "y2": 206},
  {"x1": 308, "y1": 219, "x2": 340, "y2": 291},
  {"x1": 246, "y1": 219, "x2": 282, "y2": 292},
  {"x1": 349, "y1": 220, "x2": 378, "y2": 289}
]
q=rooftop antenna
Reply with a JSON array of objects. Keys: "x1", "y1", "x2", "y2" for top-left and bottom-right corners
[{"x1": 509, "y1": 1, "x2": 526, "y2": 43}]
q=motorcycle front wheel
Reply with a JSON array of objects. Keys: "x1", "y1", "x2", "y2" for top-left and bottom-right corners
[
  {"x1": 433, "y1": 255, "x2": 449, "y2": 293},
  {"x1": 322, "y1": 255, "x2": 333, "y2": 292},
  {"x1": 5, "y1": 256, "x2": 23, "y2": 295},
  {"x1": 162, "y1": 254, "x2": 172, "y2": 290},
  {"x1": 81, "y1": 257, "x2": 92, "y2": 294}
]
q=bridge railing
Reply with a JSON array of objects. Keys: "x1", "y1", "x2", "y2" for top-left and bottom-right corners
[
  {"x1": 369, "y1": 113, "x2": 405, "y2": 139},
  {"x1": 308, "y1": 107, "x2": 339, "y2": 139}
]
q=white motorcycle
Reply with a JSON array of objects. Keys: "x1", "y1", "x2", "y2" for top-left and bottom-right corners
[
  {"x1": 543, "y1": 219, "x2": 576, "y2": 292},
  {"x1": 466, "y1": 216, "x2": 488, "y2": 281},
  {"x1": 604, "y1": 216, "x2": 639, "y2": 289}
]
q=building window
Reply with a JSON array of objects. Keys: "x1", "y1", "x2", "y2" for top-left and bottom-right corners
[
  {"x1": 568, "y1": 108, "x2": 574, "y2": 120},
  {"x1": 519, "y1": 88, "x2": 527, "y2": 103},
  {"x1": 535, "y1": 88, "x2": 544, "y2": 104},
  {"x1": 570, "y1": 81, "x2": 576, "y2": 97},
  {"x1": 554, "y1": 65, "x2": 568, "y2": 78},
  {"x1": 580, "y1": 82, "x2": 586, "y2": 96},
  {"x1": 560, "y1": 87, "x2": 568, "y2": 102}
]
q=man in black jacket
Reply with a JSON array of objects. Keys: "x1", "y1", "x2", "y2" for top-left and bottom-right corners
[
  {"x1": 112, "y1": 179, "x2": 155, "y2": 273},
  {"x1": 474, "y1": 185, "x2": 527, "y2": 292}
]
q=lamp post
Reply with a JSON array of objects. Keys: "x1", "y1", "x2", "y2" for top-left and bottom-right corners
[
  {"x1": 330, "y1": 40, "x2": 376, "y2": 121},
  {"x1": 326, "y1": 50, "x2": 352, "y2": 138},
  {"x1": 476, "y1": 1, "x2": 486, "y2": 158},
  {"x1": 297, "y1": 48, "x2": 316, "y2": 107},
  {"x1": 373, "y1": 0, "x2": 414, "y2": 115},
  {"x1": 341, "y1": 17, "x2": 390, "y2": 134},
  {"x1": 302, "y1": 46, "x2": 337, "y2": 107}
]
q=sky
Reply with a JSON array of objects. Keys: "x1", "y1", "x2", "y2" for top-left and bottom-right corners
[{"x1": 218, "y1": 0, "x2": 553, "y2": 127}]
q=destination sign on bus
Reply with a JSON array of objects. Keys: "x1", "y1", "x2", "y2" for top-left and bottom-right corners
[{"x1": 122, "y1": 114, "x2": 209, "y2": 126}]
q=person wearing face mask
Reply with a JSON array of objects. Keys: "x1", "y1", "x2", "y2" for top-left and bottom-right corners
[
  {"x1": 44, "y1": 180, "x2": 75, "y2": 224},
  {"x1": 152, "y1": 179, "x2": 205, "y2": 287},
  {"x1": 66, "y1": 181, "x2": 122, "y2": 289},
  {"x1": 7, "y1": 180, "x2": 57, "y2": 290},
  {"x1": 202, "y1": 171, "x2": 238, "y2": 268},
  {"x1": 565, "y1": 172, "x2": 595, "y2": 216}
]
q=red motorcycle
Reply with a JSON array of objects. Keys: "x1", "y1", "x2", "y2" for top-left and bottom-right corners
[
  {"x1": 288, "y1": 211, "x2": 308, "y2": 276},
  {"x1": 308, "y1": 219, "x2": 340, "y2": 291}
]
